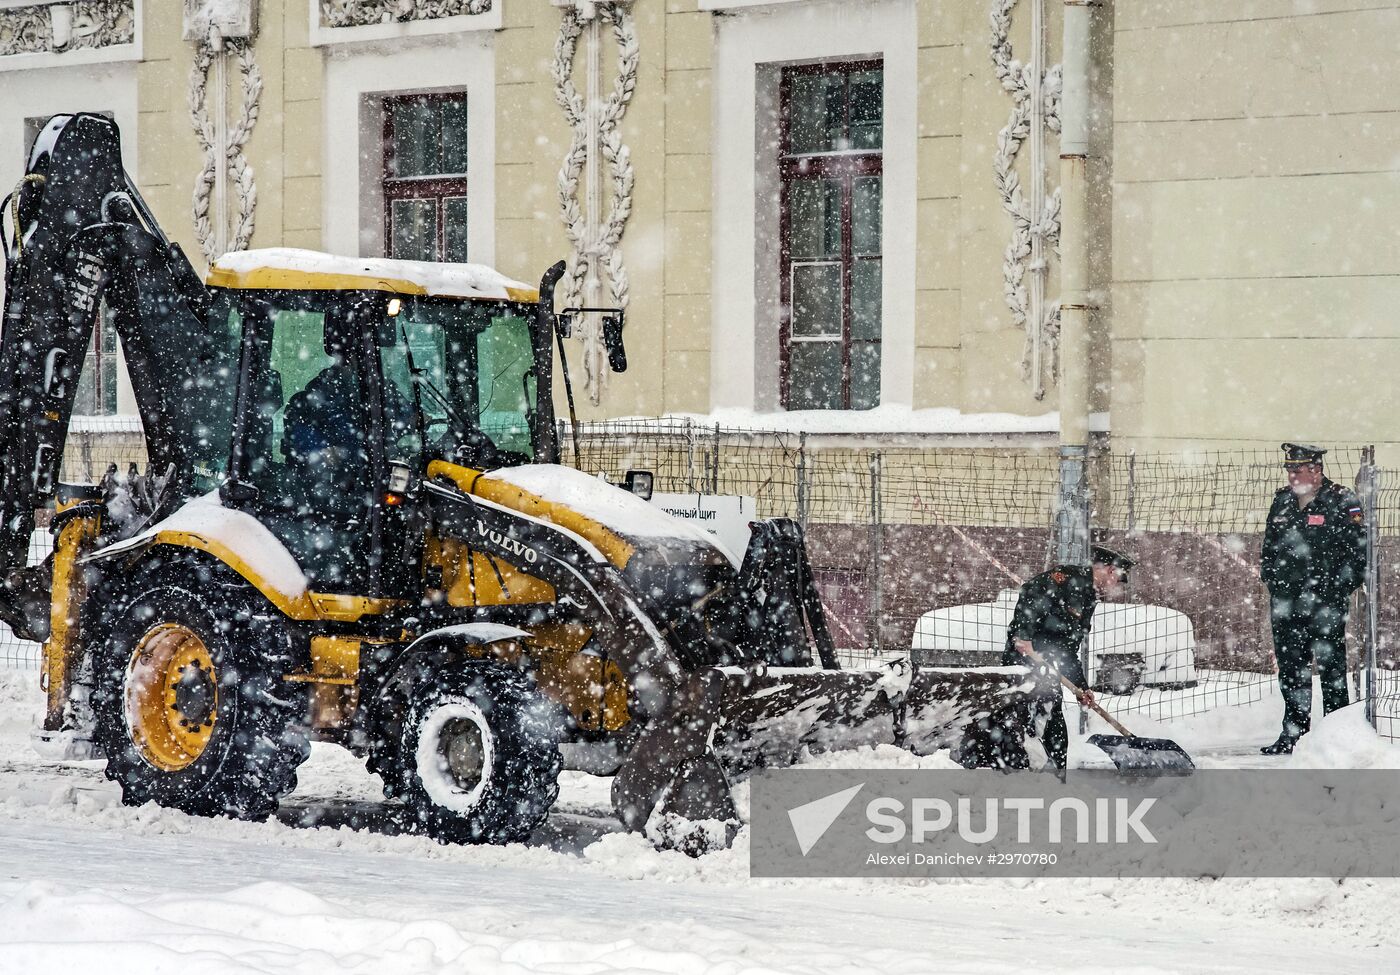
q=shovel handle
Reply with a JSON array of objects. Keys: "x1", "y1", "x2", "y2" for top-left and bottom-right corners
[{"x1": 1021, "y1": 646, "x2": 1134, "y2": 738}]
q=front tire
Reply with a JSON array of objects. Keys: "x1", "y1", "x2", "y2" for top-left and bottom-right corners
[
  {"x1": 388, "y1": 664, "x2": 563, "y2": 844},
  {"x1": 89, "y1": 558, "x2": 310, "y2": 820}
]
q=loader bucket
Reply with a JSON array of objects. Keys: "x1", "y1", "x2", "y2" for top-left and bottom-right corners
[
  {"x1": 708, "y1": 663, "x2": 1034, "y2": 772},
  {"x1": 611, "y1": 661, "x2": 1032, "y2": 852},
  {"x1": 610, "y1": 517, "x2": 1033, "y2": 853},
  {"x1": 709, "y1": 666, "x2": 900, "y2": 771}
]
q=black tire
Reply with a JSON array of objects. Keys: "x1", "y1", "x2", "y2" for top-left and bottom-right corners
[
  {"x1": 388, "y1": 664, "x2": 563, "y2": 844},
  {"x1": 88, "y1": 556, "x2": 310, "y2": 820}
]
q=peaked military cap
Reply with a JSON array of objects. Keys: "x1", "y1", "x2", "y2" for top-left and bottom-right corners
[
  {"x1": 1281, "y1": 442, "x2": 1327, "y2": 466},
  {"x1": 1091, "y1": 545, "x2": 1136, "y2": 573}
]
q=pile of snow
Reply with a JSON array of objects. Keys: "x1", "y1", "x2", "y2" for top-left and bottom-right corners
[
  {"x1": 630, "y1": 405, "x2": 1092, "y2": 436},
  {"x1": 1290, "y1": 704, "x2": 1400, "y2": 769},
  {"x1": 68, "y1": 415, "x2": 143, "y2": 434},
  {"x1": 211, "y1": 249, "x2": 530, "y2": 301},
  {"x1": 604, "y1": 407, "x2": 1115, "y2": 437},
  {"x1": 0, "y1": 669, "x2": 42, "y2": 735}
]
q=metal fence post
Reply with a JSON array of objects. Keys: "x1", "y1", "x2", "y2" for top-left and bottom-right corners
[
  {"x1": 1358, "y1": 446, "x2": 1380, "y2": 728},
  {"x1": 796, "y1": 432, "x2": 808, "y2": 529},
  {"x1": 869, "y1": 451, "x2": 883, "y2": 657},
  {"x1": 684, "y1": 418, "x2": 696, "y2": 492},
  {"x1": 1126, "y1": 450, "x2": 1136, "y2": 534},
  {"x1": 79, "y1": 433, "x2": 95, "y2": 483},
  {"x1": 710, "y1": 423, "x2": 720, "y2": 494}
]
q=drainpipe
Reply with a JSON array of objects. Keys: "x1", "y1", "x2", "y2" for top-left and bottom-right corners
[
  {"x1": 1059, "y1": 0, "x2": 1098, "y2": 731},
  {"x1": 1055, "y1": 0, "x2": 1095, "y2": 568}
]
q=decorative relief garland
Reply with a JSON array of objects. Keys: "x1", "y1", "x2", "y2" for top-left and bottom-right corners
[
  {"x1": 189, "y1": 38, "x2": 262, "y2": 264},
  {"x1": 319, "y1": 0, "x2": 491, "y2": 30},
  {"x1": 552, "y1": 0, "x2": 637, "y2": 405},
  {"x1": 990, "y1": 0, "x2": 1062, "y2": 396},
  {"x1": 0, "y1": 0, "x2": 134, "y2": 58}
]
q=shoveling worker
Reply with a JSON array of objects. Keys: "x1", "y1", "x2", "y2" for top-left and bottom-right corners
[
  {"x1": 1259, "y1": 443, "x2": 1366, "y2": 755},
  {"x1": 1001, "y1": 545, "x2": 1135, "y2": 770}
]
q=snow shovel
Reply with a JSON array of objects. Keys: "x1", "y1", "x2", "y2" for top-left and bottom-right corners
[{"x1": 1023, "y1": 648, "x2": 1195, "y2": 774}]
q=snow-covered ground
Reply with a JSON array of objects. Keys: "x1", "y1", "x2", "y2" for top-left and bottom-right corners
[{"x1": 1, "y1": 667, "x2": 1397, "y2": 973}]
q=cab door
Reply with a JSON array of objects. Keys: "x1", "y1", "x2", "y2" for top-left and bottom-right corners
[{"x1": 227, "y1": 292, "x2": 377, "y2": 595}]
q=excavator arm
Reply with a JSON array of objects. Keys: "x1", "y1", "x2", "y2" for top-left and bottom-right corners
[{"x1": 0, "y1": 113, "x2": 236, "y2": 639}]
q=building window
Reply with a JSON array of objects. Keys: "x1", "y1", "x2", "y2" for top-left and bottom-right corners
[
  {"x1": 73, "y1": 306, "x2": 119, "y2": 415},
  {"x1": 779, "y1": 61, "x2": 883, "y2": 411},
  {"x1": 382, "y1": 92, "x2": 469, "y2": 262}
]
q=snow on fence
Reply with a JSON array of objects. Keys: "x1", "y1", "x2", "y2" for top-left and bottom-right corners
[{"x1": 60, "y1": 422, "x2": 147, "y2": 484}]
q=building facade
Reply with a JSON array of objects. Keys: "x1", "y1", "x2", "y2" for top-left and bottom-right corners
[{"x1": 2, "y1": 0, "x2": 1398, "y2": 460}]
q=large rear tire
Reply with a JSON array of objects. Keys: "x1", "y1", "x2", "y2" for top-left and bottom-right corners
[
  {"x1": 89, "y1": 558, "x2": 310, "y2": 820},
  {"x1": 387, "y1": 664, "x2": 563, "y2": 844}
]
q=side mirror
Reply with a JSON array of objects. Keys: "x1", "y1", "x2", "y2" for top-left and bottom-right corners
[
  {"x1": 603, "y1": 311, "x2": 627, "y2": 373},
  {"x1": 622, "y1": 469, "x2": 652, "y2": 500}
]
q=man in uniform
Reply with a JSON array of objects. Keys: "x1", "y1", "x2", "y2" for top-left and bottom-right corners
[
  {"x1": 1259, "y1": 443, "x2": 1367, "y2": 755},
  {"x1": 999, "y1": 545, "x2": 1135, "y2": 770}
]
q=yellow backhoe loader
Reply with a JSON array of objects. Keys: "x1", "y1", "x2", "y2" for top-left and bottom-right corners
[{"x1": 0, "y1": 113, "x2": 1029, "y2": 851}]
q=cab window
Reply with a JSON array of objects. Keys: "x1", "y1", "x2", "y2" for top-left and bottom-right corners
[
  {"x1": 186, "y1": 292, "x2": 245, "y2": 494},
  {"x1": 244, "y1": 303, "x2": 370, "y2": 519},
  {"x1": 379, "y1": 300, "x2": 538, "y2": 469},
  {"x1": 477, "y1": 315, "x2": 535, "y2": 458}
]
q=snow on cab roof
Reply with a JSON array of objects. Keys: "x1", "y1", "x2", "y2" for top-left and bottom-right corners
[{"x1": 206, "y1": 248, "x2": 539, "y2": 302}]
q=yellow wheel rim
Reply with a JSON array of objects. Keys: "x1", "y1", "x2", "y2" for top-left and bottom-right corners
[{"x1": 124, "y1": 622, "x2": 219, "y2": 772}]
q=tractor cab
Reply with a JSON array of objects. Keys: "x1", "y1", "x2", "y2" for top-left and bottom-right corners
[{"x1": 202, "y1": 249, "x2": 557, "y2": 598}]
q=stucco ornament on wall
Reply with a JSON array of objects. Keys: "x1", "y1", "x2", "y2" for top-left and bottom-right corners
[
  {"x1": 990, "y1": 0, "x2": 1062, "y2": 399},
  {"x1": 319, "y1": 0, "x2": 490, "y2": 30},
  {"x1": 185, "y1": 1, "x2": 261, "y2": 265},
  {"x1": 0, "y1": 1, "x2": 134, "y2": 58},
  {"x1": 552, "y1": 0, "x2": 638, "y2": 406}
]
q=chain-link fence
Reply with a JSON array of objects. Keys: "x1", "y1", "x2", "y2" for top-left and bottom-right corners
[
  {"x1": 564, "y1": 421, "x2": 1399, "y2": 728},
  {"x1": 1363, "y1": 463, "x2": 1400, "y2": 741},
  {"x1": 560, "y1": 418, "x2": 1059, "y2": 669},
  {"x1": 0, "y1": 526, "x2": 52, "y2": 669},
  {"x1": 1084, "y1": 448, "x2": 1364, "y2": 721},
  {"x1": 59, "y1": 425, "x2": 147, "y2": 484},
  {"x1": 0, "y1": 418, "x2": 146, "y2": 671}
]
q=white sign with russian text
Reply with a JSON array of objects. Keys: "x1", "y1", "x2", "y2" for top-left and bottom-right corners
[{"x1": 650, "y1": 493, "x2": 755, "y2": 561}]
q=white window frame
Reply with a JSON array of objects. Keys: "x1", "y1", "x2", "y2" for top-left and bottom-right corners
[
  {"x1": 712, "y1": 0, "x2": 915, "y2": 412},
  {"x1": 322, "y1": 36, "x2": 495, "y2": 265}
]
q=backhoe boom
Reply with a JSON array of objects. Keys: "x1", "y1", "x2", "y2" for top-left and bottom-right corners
[{"x1": 0, "y1": 113, "x2": 229, "y2": 639}]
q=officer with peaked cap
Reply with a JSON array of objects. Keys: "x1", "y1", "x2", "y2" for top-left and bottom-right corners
[
  {"x1": 1000, "y1": 544, "x2": 1136, "y2": 770},
  {"x1": 1259, "y1": 443, "x2": 1367, "y2": 755}
]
